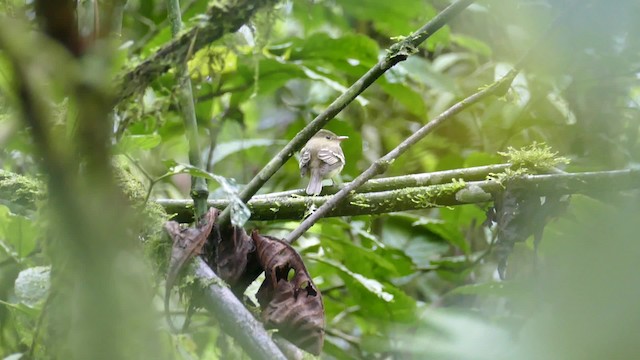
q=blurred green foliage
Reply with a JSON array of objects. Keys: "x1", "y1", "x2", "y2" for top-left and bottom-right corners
[{"x1": 1, "y1": 0, "x2": 640, "y2": 359}]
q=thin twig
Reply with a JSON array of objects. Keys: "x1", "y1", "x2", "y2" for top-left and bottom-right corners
[
  {"x1": 115, "y1": 0, "x2": 279, "y2": 103},
  {"x1": 206, "y1": 106, "x2": 230, "y2": 172},
  {"x1": 166, "y1": 0, "x2": 208, "y2": 221},
  {"x1": 217, "y1": 0, "x2": 477, "y2": 226},
  {"x1": 284, "y1": 71, "x2": 517, "y2": 243},
  {"x1": 283, "y1": 0, "x2": 581, "y2": 244}
]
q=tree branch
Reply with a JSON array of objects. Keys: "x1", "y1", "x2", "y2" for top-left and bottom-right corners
[
  {"x1": 217, "y1": 0, "x2": 476, "y2": 226},
  {"x1": 193, "y1": 258, "x2": 287, "y2": 360},
  {"x1": 0, "y1": 15, "x2": 168, "y2": 359},
  {"x1": 261, "y1": 164, "x2": 511, "y2": 198},
  {"x1": 114, "y1": 0, "x2": 278, "y2": 103},
  {"x1": 166, "y1": 0, "x2": 208, "y2": 220},
  {"x1": 283, "y1": 0, "x2": 580, "y2": 244},
  {"x1": 156, "y1": 169, "x2": 640, "y2": 222},
  {"x1": 284, "y1": 71, "x2": 516, "y2": 243}
]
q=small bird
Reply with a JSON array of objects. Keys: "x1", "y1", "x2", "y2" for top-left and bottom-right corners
[{"x1": 299, "y1": 129, "x2": 348, "y2": 195}]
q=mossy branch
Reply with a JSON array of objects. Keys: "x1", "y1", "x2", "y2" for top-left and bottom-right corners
[
  {"x1": 284, "y1": 70, "x2": 517, "y2": 243},
  {"x1": 114, "y1": 0, "x2": 278, "y2": 103},
  {"x1": 156, "y1": 169, "x2": 640, "y2": 222},
  {"x1": 283, "y1": 0, "x2": 580, "y2": 244},
  {"x1": 217, "y1": 0, "x2": 476, "y2": 226},
  {"x1": 165, "y1": 0, "x2": 208, "y2": 220}
]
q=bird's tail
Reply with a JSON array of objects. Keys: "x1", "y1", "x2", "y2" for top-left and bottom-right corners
[{"x1": 306, "y1": 170, "x2": 323, "y2": 195}]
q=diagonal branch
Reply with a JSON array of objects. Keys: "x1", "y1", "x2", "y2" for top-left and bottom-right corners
[
  {"x1": 283, "y1": 0, "x2": 580, "y2": 244},
  {"x1": 284, "y1": 71, "x2": 516, "y2": 243},
  {"x1": 217, "y1": 0, "x2": 476, "y2": 226},
  {"x1": 114, "y1": 0, "x2": 278, "y2": 103},
  {"x1": 194, "y1": 258, "x2": 287, "y2": 360}
]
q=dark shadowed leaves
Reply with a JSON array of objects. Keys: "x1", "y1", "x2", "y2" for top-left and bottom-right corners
[
  {"x1": 489, "y1": 184, "x2": 569, "y2": 279},
  {"x1": 207, "y1": 224, "x2": 261, "y2": 297},
  {"x1": 252, "y1": 231, "x2": 325, "y2": 355}
]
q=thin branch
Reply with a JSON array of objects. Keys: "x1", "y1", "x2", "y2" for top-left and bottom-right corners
[
  {"x1": 193, "y1": 258, "x2": 287, "y2": 360},
  {"x1": 156, "y1": 169, "x2": 640, "y2": 223},
  {"x1": 260, "y1": 164, "x2": 511, "y2": 198},
  {"x1": 284, "y1": 71, "x2": 517, "y2": 243},
  {"x1": 166, "y1": 0, "x2": 208, "y2": 220},
  {"x1": 114, "y1": 0, "x2": 278, "y2": 103},
  {"x1": 111, "y1": 0, "x2": 127, "y2": 37},
  {"x1": 283, "y1": 0, "x2": 581, "y2": 244},
  {"x1": 163, "y1": 3, "x2": 285, "y2": 358},
  {"x1": 206, "y1": 106, "x2": 230, "y2": 172},
  {"x1": 217, "y1": 0, "x2": 476, "y2": 226}
]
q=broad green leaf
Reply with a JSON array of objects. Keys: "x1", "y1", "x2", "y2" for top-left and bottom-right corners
[
  {"x1": 159, "y1": 161, "x2": 250, "y2": 226},
  {"x1": 382, "y1": 214, "x2": 450, "y2": 268},
  {"x1": 209, "y1": 139, "x2": 286, "y2": 165},
  {"x1": 287, "y1": 33, "x2": 379, "y2": 66},
  {"x1": 413, "y1": 217, "x2": 470, "y2": 255},
  {"x1": 323, "y1": 234, "x2": 414, "y2": 279},
  {"x1": 297, "y1": 65, "x2": 369, "y2": 106},
  {"x1": 116, "y1": 134, "x2": 162, "y2": 153},
  {"x1": 310, "y1": 256, "x2": 394, "y2": 302},
  {"x1": 0, "y1": 299, "x2": 40, "y2": 318},
  {"x1": 451, "y1": 34, "x2": 493, "y2": 57},
  {"x1": 400, "y1": 308, "x2": 512, "y2": 359},
  {"x1": 378, "y1": 80, "x2": 426, "y2": 117},
  {"x1": 339, "y1": 0, "x2": 437, "y2": 36},
  {"x1": 225, "y1": 58, "x2": 306, "y2": 104},
  {"x1": 0, "y1": 206, "x2": 37, "y2": 259},
  {"x1": 400, "y1": 57, "x2": 460, "y2": 94}
]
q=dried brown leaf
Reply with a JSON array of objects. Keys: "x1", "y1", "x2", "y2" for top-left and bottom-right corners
[
  {"x1": 252, "y1": 231, "x2": 325, "y2": 355},
  {"x1": 209, "y1": 225, "x2": 262, "y2": 296}
]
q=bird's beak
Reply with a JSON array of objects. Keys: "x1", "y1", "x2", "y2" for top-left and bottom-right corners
[{"x1": 336, "y1": 136, "x2": 349, "y2": 141}]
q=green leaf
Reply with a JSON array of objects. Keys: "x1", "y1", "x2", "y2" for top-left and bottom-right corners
[
  {"x1": 116, "y1": 134, "x2": 162, "y2": 153},
  {"x1": 210, "y1": 139, "x2": 287, "y2": 164},
  {"x1": 451, "y1": 34, "x2": 493, "y2": 57},
  {"x1": 0, "y1": 205, "x2": 37, "y2": 259},
  {"x1": 400, "y1": 57, "x2": 460, "y2": 94},
  {"x1": 297, "y1": 65, "x2": 369, "y2": 106},
  {"x1": 339, "y1": 0, "x2": 437, "y2": 36},
  {"x1": 413, "y1": 218, "x2": 470, "y2": 255},
  {"x1": 287, "y1": 33, "x2": 379, "y2": 66},
  {"x1": 311, "y1": 256, "x2": 394, "y2": 302},
  {"x1": 378, "y1": 80, "x2": 426, "y2": 117},
  {"x1": 382, "y1": 214, "x2": 450, "y2": 268}
]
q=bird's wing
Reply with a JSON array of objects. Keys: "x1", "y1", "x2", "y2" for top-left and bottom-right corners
[
  {"x1": 299, "y1": 147, "x2": 311, "y2": 176},
  {"x1": 318, "y1": 148, "x2": 345, "y2": 165}
]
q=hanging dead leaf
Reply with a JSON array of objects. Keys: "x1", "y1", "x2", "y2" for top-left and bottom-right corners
[
  {"x1": 163, "y1": 207, "x2": 218, "y2": 332},
  {"x1": 251, "y1": 231, "x2": 325, "y2": 355},
  {"x1": 208, "y1": 224, "x2": 262, "y2": 296},
  {"x1": 489, "y1": 184, "x2": 569, "y2": 279}
]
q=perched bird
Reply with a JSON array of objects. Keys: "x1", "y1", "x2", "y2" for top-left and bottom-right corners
[{"x1": 299, "y1": 129, "x2": 348, "y2": 195}]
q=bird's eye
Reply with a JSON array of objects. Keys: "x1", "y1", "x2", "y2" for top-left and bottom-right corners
[{"x1": 325, "y1": 136, "x2": 331, "y2": 140}]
